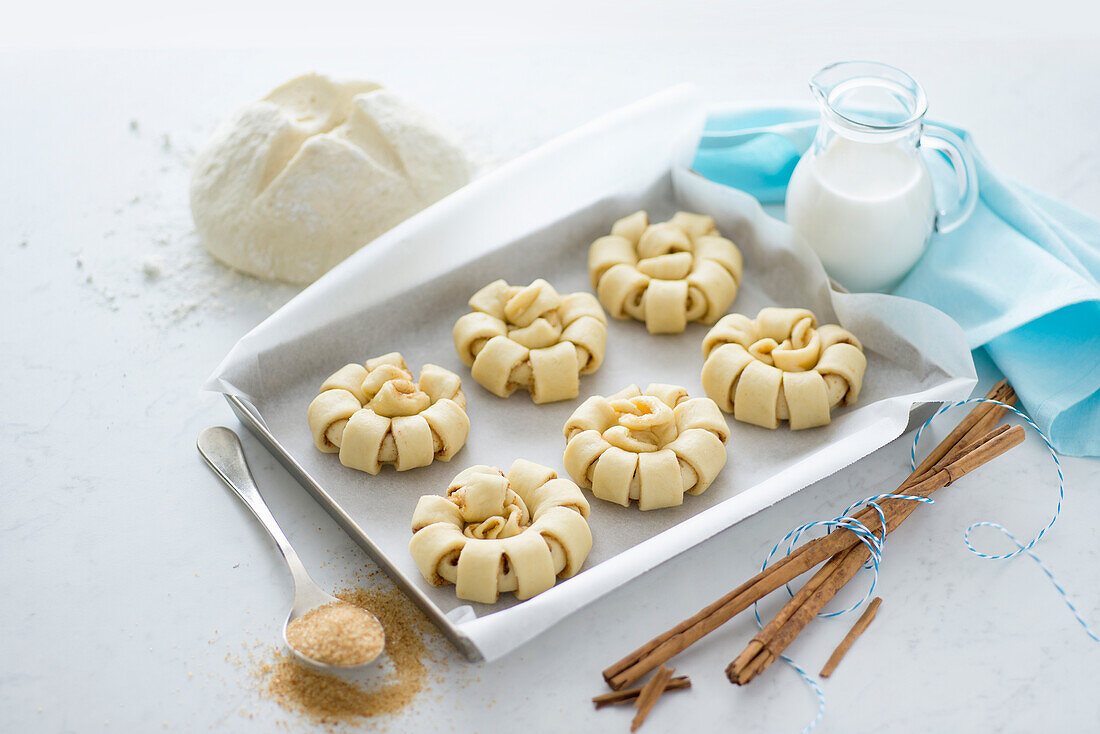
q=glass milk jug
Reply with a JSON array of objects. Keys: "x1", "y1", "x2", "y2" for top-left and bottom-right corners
[{"x1": 786, "y1": 62, "x2": 978, "y2": 292}]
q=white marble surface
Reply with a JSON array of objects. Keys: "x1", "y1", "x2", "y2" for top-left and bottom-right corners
[{"x1": 3, "y1": 6, "x2": 1099, "y2": 732}]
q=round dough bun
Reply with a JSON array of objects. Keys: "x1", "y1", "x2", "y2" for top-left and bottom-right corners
[
  {"x1": 563, "y1": 383, "x2": 729, "y2": 510},
  {"x1": 588, "y1": 210, "x2": 743, "y2": 334},
  {"x1": 701, "y1": 307, "x2": 867, "y2": 430},
  {"x1": 307, "y1": 352, "x2": 470, "y2": 474},
  {"x1": 409, "y1": 460, "x2": 593, "y2": 604},
  {"x1": 191, "y1": 74, "x2": 474, "y2": 285},
  {"x1": 452, "y1": 278, "x2": 608, "y2": 404}
]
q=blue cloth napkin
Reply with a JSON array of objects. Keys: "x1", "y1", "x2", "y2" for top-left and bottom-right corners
[{"x1": 695, "y1": 106, "x2": 1100, "y2": 456}]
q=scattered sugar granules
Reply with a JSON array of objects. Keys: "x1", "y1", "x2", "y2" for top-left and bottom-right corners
[{"x1": 255, "y1": 584, "x2": 442, "y2": 726}]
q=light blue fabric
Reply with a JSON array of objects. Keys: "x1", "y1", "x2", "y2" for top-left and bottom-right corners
[{"x1": 695, "y1": 106, "x2": 1100, "y2": 456}]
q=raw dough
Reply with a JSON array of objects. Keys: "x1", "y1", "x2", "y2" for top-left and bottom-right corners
[
  {"x1": 701, "y1": 307, "x2": 867, "y2": 430},
  {"x1": 307, "y1": 352, "x2": 469, "y2": 474},
  {"x1": 589, "y1": 210, "x2": 743, "y2": 333},
  {"x1": 191, "y1": 74, "x2": 474, "y2": 285},
  {"x1": 409, "y1": 460, "x2": 593, "y2": 603},
  {"x1": 452, "y1": 278, "x2": 608, "y2": 404},
  {"x1": 563, "y1": 384, "x2": 729, "y2": 510}
]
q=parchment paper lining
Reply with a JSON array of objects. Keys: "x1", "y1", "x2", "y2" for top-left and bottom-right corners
[{"x1": 207, "y1": 88, "x2": 975, "y2": 661}]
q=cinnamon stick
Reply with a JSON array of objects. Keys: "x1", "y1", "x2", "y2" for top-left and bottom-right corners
[
  {"x1": 819, "y1": 597, "x2": 882, "y2": 678},
  {"x1": 728, "y1": 541, "x2": 871, "y2": 684},
  {"x1": 910, "y1": 379, "x2": 1013, "y2": 478},
  {"x1": 727, "y1": 424, "x2": 1025, "y2": 684},
  {"x1": 603, "y1": 382, "x2": 1017, "y2": 690},
  {"x1": 727, "y1": 544, "x2": 862, "y2": 679},
  {"x1": 592, "y1": 676, "x2": 691, "y2": 709},
  {"x1": 631, "y1": 665, "x2": 675, "y2": 732},
  {"x1": 904, "y1": 382, "x2": 1015, "y2": 491}
]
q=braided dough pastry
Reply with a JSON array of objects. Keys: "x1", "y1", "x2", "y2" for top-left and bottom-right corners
[
  {"x1": 409, "y1": 460, "x2": 593, "y2": 603},
  {"x1": 452, "y1": 278, "x2": 608, "y2": 404},
  {"x1": 307, "y1": 352, "x2": 469, "y2": 474},
  {"x1": 701, "y1": 307, "x2": 867, "y2": 430},
  {"x1": 589, "y1": 210, "x2": 743, "y2": 334},
  {"x1": 563, "y1": 384, "x2": 729, "y2": 510}
]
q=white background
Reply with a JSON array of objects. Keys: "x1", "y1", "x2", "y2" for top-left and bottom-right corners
[{"x1": 2, "y1": 2, "x2": 1099, "y2": 732}]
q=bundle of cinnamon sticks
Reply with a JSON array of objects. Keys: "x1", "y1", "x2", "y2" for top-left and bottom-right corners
[{"x1": 600, "y1": 381, "x2": 1022, "y2": 705}]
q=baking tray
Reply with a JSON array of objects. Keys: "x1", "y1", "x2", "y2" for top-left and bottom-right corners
[
  {"x1": 219, "y1": 168, "x2": 963, "y2": 662},
  {"x1": 208, "y1": 90, "x2": 975, "y2": 662}
]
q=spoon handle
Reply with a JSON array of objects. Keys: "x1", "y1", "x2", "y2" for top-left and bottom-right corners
[{"x1": 197, "y1": 426, "x2": 314, "y2": 590}]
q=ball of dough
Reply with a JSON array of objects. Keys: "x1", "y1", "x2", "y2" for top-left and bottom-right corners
[{"x1": 191, "y1": 73, "x2": 474, "y2": 285}]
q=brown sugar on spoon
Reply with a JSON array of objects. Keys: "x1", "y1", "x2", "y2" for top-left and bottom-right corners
[
  {"x1": 285, "y1": 601, "x2": 385, "y2": 667},
  {"x1": 257, "y1": 584, "x2": 444, "y2": 726}
]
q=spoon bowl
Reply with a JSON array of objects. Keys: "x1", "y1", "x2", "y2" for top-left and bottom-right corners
[{"x1": 197, "y1": 426, "x2": 385, "y2": 672}]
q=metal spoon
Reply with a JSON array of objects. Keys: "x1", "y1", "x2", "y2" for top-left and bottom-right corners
[{"x1": 197, "y1": 426, "x2": 385, "y2": 671}]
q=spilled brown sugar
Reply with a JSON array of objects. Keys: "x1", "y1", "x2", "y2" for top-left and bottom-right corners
[
  {"x1": 256, "y1": 584, "x2": 444, "y2": 726},
  {"x1": 286, "y1": 601, "x2": 385, "y2": 667}
]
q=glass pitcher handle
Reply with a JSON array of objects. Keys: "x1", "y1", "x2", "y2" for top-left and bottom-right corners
[{"x1": 922, "y1": 124, "x2": 979, "y2": 233}]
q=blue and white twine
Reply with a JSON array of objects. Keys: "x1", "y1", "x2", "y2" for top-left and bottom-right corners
[
  {"x1": 757, "y1": 397, "x2": 1096, "y2": 734},
  {"x1": 909, "y1": 398, "x2": 1096, "y2": 642}
]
